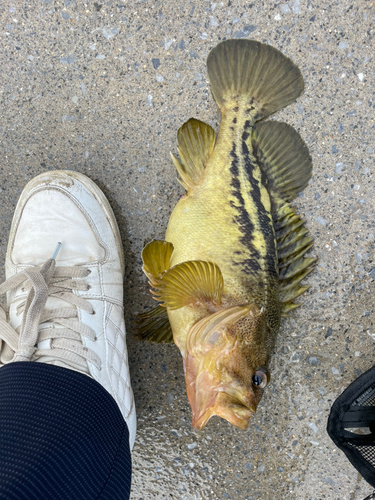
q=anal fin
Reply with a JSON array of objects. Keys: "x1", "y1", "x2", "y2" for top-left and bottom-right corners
[{"x1": 171, "y1": 118, "x2": 215, "y2": 190}]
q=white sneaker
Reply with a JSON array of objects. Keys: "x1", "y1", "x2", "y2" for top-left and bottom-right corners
[{"x1": 0, "y1": 170, "x2": 136, "y2": 449}]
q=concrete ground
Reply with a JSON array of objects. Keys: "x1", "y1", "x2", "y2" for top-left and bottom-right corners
[{"x1": 1, "y1": 0, "x2": 374, "y2": 498}]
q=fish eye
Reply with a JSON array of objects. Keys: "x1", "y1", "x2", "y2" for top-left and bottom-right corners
[{"x1": 251, "y1": 367, "x2": 269, "y2": 389}]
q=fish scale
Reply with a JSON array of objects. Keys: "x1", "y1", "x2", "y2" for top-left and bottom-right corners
[{"x1": 205, "y1": 110, "x2": 280, "y2": 331}]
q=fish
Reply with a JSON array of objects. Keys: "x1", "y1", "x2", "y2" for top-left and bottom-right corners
[{"x1": 137, "y1": 39, "x2": 316, "y2": 430}]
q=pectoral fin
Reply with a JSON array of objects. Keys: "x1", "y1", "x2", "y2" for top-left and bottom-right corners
[
  {"x1": 152, "y1": 260, "x2": 224, "y2": 310},
  {"x1": 171, "y1": 118, "x2": 215, "y2": 190}
]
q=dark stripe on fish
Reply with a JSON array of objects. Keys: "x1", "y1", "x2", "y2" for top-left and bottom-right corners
[
  {"x1": 229, "y1": 143, "x2": 261, "y2": 273},
  {"x1": 241, "y1": 140, "x2": 277, "y2": 278}
]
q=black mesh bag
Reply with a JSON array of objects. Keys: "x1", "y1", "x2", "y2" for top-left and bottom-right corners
[{"x1": 327, "y1": 365, "x2": 375, "y2": 500}]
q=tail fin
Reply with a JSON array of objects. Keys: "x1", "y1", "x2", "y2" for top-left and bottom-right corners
[{"x1": 207, "y1": 39, "x2": 304, "y2": 120}]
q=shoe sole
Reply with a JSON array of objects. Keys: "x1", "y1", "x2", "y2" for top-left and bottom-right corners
[{"x1": 7, "y1": 170, "x2": 125, "y2": 276}]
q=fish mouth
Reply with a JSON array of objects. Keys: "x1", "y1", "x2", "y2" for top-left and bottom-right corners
[
  {"x1": 184, "y1": 346, "x2": 258, "y2": 430},
  {"x1": 191, "y1": 391, "x2": 256, "y2": 430},
  {"x1": 183, "y1": 304, "x2": 261, "y2": 430}
]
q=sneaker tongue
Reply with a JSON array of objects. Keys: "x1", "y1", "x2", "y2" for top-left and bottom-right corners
[
  {"x1": 45, "y1": 296, "x2": 73, "y2": 310},
  {"x1": 13, "y1": 293, "x2": 90, "y2": 376},
  {"x1": 10, "y1": 296, "x2": 75, "y2": 331},
  {"x1": 35, "y1": 355, "x2": 89, "y2": 375}
]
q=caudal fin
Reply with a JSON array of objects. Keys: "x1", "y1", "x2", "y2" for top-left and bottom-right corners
[{"x1": 207, "y1": 39, "x2": 304, "y2": 120}]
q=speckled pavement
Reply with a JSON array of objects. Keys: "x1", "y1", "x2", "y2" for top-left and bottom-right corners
[{"x1": 1, "y1": 1, "x2": 374, "y2": 499}]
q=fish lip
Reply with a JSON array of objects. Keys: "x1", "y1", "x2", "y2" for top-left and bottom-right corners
[
  {"x1": 190, "y1": 389, "x2": 219, "y2": 430},
  {"x1": 216, "y1": 403, "x2": 255, "y2": 430},
  {"x1": 192, "y1": 408, "x2": 215, "y2": 430},
  {"x1": 191, "y1": 396, "x2": 256, "y2": 430}
]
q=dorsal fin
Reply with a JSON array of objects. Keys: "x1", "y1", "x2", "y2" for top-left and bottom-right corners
[
  {"x1": 252, "y1": 121, "x2": 312, "y2": 202},
  {"x1": 251, "y1": 120, "x2": 315, "y2": 315},
  {"x1": 171, "y1": 118, "x2": 215, "y2": 190},
  {"x1": 151, "y1": 260, "x2": 224, "y2": 310},
  {"x1": 274, "y1": 200, "x2": 317, "y2": 316}
]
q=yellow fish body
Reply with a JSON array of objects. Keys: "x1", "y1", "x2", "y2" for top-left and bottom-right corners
[{"x1": 139, "y1": 40, "x2": 316, "y2": 430}]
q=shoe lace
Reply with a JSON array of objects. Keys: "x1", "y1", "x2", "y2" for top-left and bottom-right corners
[{"x1": 0, "y1": 246, "x2": 101, "y2": 372}]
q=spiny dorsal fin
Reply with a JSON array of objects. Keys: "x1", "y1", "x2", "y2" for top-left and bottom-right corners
[
  {"x1": 279, "y1": 257, "x2": 317, "y2": 281},
  {"x1": 207, "y1": 39, "x2": 304, "y2": 120},
  {"x1": 136, "y1": 305, "x2": 173, "y2": 343},
  {"x1": 142, "y1": 240, "x2": 174, "y2": 286},
  {"x1": 274, "y1": 200, "x2": 317, "y2": 316},
  {"x1": 281, "y1": 302, "x2": 302, "y2": 316},
  {"x1": 171, "y1": 118, "x2": 215, "y2": 190},
  {"x1": 278, "y1": 241, "x2": 314, "y2": 269},
  {"x1": 152, "y1": 260, "x2": 224, "y2": 310},
  {"x1": 252, "y1": 121, "x2": 312, "y2": 202}
]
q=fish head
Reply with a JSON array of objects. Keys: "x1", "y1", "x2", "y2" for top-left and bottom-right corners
[{"x1": 184, "y1": 304, "x2": 270, "y2": 430}]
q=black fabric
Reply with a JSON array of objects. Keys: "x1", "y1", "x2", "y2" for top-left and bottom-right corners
[
  {"x1": 0, "y1": 362, "x2": 132, "y2": 500},
  {"x1": 327, "y1": 364, "x2": 375, "y2": 490}
]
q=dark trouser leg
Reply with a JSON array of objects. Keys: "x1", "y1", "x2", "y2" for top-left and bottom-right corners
[{"x1": 0, "y1": 362, "x2": 132, "y2": 500}]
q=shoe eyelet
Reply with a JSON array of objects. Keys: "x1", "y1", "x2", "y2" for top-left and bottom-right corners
[
  {"x1": 87, "y1": 285, "x2": 91, "y2": 290},
  {"x1": 91, "y1": 310, "x2": 96, "y2": 315},
  {"x1": 86, "y1": 269, "x2": 92, "y2": 275}
]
